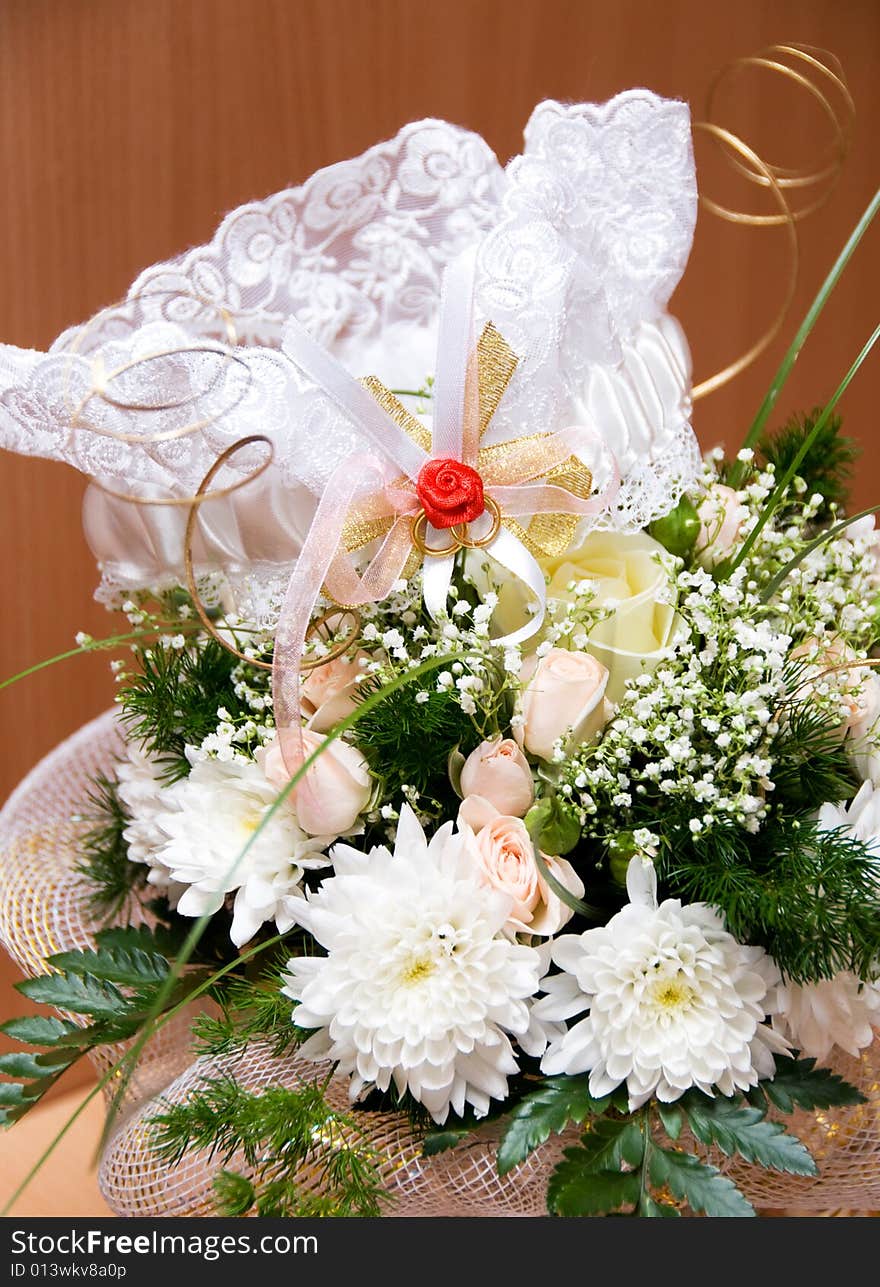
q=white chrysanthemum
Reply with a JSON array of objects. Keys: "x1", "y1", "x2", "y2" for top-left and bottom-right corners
[
  {"x1": 282, "y1": 806, "x2": 542, "y2": 1123},
  {"x1": 818, "y1": 780, "x2": 880, "y2": 880},
  {"x1": 154, "y1": 752, "x2": 331, "y2": 946},
  {"x1": 768, "y1": 971, "x2": 880, "y2": 1061},
  {"x1": 115, "y1": 740, "x2": 184, "y2": 907},
  {"x1": 846, "y1": 672, "x2": 880, "y2": 785},
  {"x1": 535, "y1": 858, "x2": 789, "y2": 1108}
]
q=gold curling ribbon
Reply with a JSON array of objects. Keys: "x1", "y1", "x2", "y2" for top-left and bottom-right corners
[
  {"x1": 692, "y1": 44, "x2": 854, "y2": 401},
  {"x1": 63, "y1": 284, "x2": 361, "y2": 672}
]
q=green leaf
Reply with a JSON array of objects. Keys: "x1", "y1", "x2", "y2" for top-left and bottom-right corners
[
  {"x1": 496, "y1": 1076, "x2": 621, "y2": 1175},
  {"x1": 547, "y1": 1161, "x2": 640, "y2": 1217},
  {"x1": 0, "y1": 1016, "x2": 83, "y2": 1047},
  {"x1": 16, "y1": 971, "x2": 129, "y2": 1019},
  {"x1": 423, "y1": 1125, "x2": 474, "y2": 1158},
  {"x1": 48, "y1": 942, "x2": 169, "y2": 988},
  {"x1": 575, "y1": 1118, "x2": 645, "y2": 1173},
  {"x1": 0, "y1": 1052, "x2": 57, "y2": 1080},
  {"x1": 656, "y1": 1103, "x2": 683, "y2": 1141},
  {"x1": 213, "y1": 1170, "x2": 256, "y2": 1217},
  {"x1": 0, "y1": 1083, "x2": 29, "y2": 1106},
  {"x1": 649, "y1": 1147, "x2": 754, "y2": 1217},
  {"x1": 682, "y1": 1095, "x2": 816, "y2": 1176},
  {"x1": 640, "y1": 1193, "x2": 681, "y2": 1218},
  {"x1": 748, "y1": 1058, "x2": 867, "y2": 1114}
]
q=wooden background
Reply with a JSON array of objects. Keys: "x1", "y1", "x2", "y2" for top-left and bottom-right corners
[{"x1": 0, "y1": 0, "x2": 877, "y2": 1174}]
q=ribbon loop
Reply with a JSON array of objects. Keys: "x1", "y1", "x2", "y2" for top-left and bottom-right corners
[{"x1": 273, "y1": 252, "x2": 620, "y2": 762}]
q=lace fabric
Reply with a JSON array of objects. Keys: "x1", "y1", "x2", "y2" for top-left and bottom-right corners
[{"x1": 0, "y1": 95, "x2": 699, "y2": 618}]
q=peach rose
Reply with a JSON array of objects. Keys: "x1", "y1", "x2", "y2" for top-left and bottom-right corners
[
  {"x1": 257, "y1": 731, "x2": 371, "y2": 836},
  {"x1": 696, "y1": 483, "x2": 746, "y2": 569},
  {"x1": 791, "y1": 636, "x2": 880, "y2": 742},
  {"x1": 517, "y1": 648, "x2": 610, "y2": 761},
  {"x1": 459, "y1": 738, "x2": 535, "y2": 818},
  {"x1": 459, "y1": 800, "x2": 584, "y2": 936},
  {"x1": 301, "y1": 648, "x2": 369, "y2": 733}
]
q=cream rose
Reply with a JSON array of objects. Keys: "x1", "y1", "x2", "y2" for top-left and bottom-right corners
[
  {"x1": 459, "y1": 799, "x2": 584, "y2": 936},
  {"x1": 301, "y1": 648, "x2": 369, "y2": 733},
  {"x1": 460, "y1": 738, "x2": 535, "y2": 817},
  {"x1": 695, "y1": 483, "x2": 747, "y2": 568},
  {"x1": 496, "y1": 530, "x2": 682, "y2": 705},
  {"x1": 517, "y1": 648, "x2": 610, "y2": 761},
  {"x1": 257, "y1": 732, "x2": 372, "y2": 837}
]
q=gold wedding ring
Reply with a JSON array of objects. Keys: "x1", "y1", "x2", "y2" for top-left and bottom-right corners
[{"x1": 411, "y1": 496, "x2": 502, "y2": 557}]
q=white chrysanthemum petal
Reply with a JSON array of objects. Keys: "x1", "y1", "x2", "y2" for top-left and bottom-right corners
[
  {"x1": 282, "y1": 806, "x2": 541, "y2": 1123},
  {"x1": 540, "y1": 881, "x2": 787, "y2": 1109},
  {"x1": 133, "y1": 753, "x2": 331, "y2": 945},
  {"x1": 769, "y1": 971, "x2": 880, "y2": 1060}
]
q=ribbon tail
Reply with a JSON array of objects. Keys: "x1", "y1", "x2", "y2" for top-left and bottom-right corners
[
  {"x1": 423, "y1": 551, "x2": 456, "y2": 622},
  {"x1": 482, "y1": 526, "x2": 548, "y2": 648}
]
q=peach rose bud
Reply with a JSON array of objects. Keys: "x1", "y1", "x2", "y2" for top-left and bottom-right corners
[
  {"x1": 466, "y1": 809, "x2": 584, "y2": 936},
  {"x1": 460, "y1": 737, "x2": 535, "y2": 818},
  {"x1": 257, "y1": 731, "x2": 371, "y2": 836},
  {"x1": 696, "y1": 483, "x2": 745, "y2": 568},
  {"x1": 301, "y1": 648, "x2": 369, "y2": 733},
  {"x1": 517, "y1": 648, "x2": 610, "y2": 761}
]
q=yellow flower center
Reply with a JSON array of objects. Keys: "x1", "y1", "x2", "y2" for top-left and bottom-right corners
[
  {"x1": 649, "y1": 976, "x2": 696, "y2": 1011},
  {"x1": 401, "y1": 957, "x2": 436, "y2": 985}
]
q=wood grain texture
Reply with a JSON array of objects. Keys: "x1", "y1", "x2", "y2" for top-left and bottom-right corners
[{"x1": 0, "y1": 0, "x2": 877, "y2": 1114}]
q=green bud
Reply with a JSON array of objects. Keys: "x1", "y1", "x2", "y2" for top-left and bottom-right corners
[
  {"x1": 649, "y1": 495, "x2": 701, "y2": 558},
  {"x1": 525, "y1": 796, "x2": 581, "y2": 856},
  {"x1": 607, "y1": 832, "x2": 638, "y2": 886}
]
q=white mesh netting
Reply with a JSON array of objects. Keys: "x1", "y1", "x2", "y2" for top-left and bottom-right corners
[{"x1": 1, "y1": 715, "x2": 878, "y2": 1215}]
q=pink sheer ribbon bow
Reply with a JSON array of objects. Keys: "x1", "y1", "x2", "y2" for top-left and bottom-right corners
[{"x1": 272, "y1": 250, "x2": 619, "y2": 774}]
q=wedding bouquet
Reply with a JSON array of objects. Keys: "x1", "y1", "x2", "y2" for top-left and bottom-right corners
[{"x1": 1, "y1": 61, "x2": 878, "y2": 1219}]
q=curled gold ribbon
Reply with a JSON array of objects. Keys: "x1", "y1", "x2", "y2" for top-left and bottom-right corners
[{"x1": 692, "y1": 43, "x2": 854, "y2": 401}]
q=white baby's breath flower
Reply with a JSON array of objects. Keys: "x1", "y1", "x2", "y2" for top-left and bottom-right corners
[
  {"x1": 534, "y1": 859, "x2": 788, "y2": 1107},
  {"x1": 282, "y1": 806, "x2": 542, "y2": 1123},
  {"x1": 153, "y1": 754, "x2": 331, "y2": 946}
]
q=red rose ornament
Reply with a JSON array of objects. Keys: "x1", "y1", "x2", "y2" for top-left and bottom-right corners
[{"x1": 416, "y1": 458, "x2": 485, "y2": 530}]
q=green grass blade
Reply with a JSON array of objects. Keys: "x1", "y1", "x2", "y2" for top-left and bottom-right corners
[
  {"x1": 729, "y1": 187, "x2": 880, "y2": 487},
  {"x1": 727, "y1": 322, "x2": 880, "y2": 575}
]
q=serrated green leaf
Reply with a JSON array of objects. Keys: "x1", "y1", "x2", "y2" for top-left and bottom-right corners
[
  {"x1": 576, "y1": 1118, "x2": 645, "y2": 1172},
  {"x1": 0, "y1": 1083, "x2": 32, "y2": 1106},
  {"x1": 649, "y1": 1147, "x2": 754, "y2": 1217},
  {"x1": 548, "y1": 1161, "x2": 640, "y2": 1216},
  {"x1": 683, "y1": 1095, "x2": 816, "y2": 1176},
  {"x1": 0, "y1": 1052, "x2": 54, "y2": 1080},
  {"x1": 640, "y1": 1193, "x2": 681, "y2": 1218},
  {"x1": 657, "y1": 1103, "x2": 683, "y2": 1141},
  {"x1": 754, "y1": 1058, "x2": 866, "y2": 1114},
  {"x1": 48, "y1": 943, "x2": 169, "y2": 988},
  {"x1": 422, "y1": 1126, "x2": 472, "y2": 1157},
  {"x1": 32, "y1": 1047, "x2": 81, "y2": 1070},
  {"x1": 17, "y1": 971, "x2": 129, "y2": 1018},
  {"x1": 0, "y1": 1016, "x2": 84, "y2": 1047},
  {"x1": 95, "y1": 924, "x2": 170, "y2": 954},
  {"x1": 496, "y1": 1076, "x2": 620, "y2": 1176}
]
